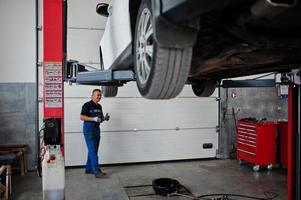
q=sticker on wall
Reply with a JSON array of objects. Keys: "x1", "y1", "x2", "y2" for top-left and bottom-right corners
[{"x1": 44, "y1": 62, "x2": 63, "y2": 108}]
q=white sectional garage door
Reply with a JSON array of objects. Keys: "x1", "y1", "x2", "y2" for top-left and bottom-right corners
[
  {"x1": 64, "y1": 84, "x2": 219, "y2": 166},
  {"x1": 64, "y1": 0, "x2": 219, "y2": 166}
]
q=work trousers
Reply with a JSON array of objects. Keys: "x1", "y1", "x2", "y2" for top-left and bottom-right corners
[{"x1": 83, "y1": 131, "x2": 101, "y2": 174}]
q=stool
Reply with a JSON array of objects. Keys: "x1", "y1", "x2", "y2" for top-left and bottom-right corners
[{"x1": 0, "y1": 154, "x2": 15, "y2": 200}]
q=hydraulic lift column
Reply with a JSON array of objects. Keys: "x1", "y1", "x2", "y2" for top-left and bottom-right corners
[
  {"x1": 288, "y1": 70, "x2": 301, "y2": 200},
  {"x1": 42, "y1": 0, "x2": 66, "y2": 199}
]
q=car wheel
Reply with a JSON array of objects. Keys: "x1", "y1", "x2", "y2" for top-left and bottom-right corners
[
  {"x1": 134, "y1": 0, "x2": 192, "y2": 99},
  {"x1": 191, "y1": 80, "x2": 217, "y2": 97},
  {"x1": 101, "y1": 86, "x2": 118, "y2": 97},
  {"x1": 152, "y1": 178, "x2": 180, "y2": 196}
]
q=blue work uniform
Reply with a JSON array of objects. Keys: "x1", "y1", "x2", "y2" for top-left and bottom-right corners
[{"x1": 81, "y1": 100, "x2": 104, "y2": 174}]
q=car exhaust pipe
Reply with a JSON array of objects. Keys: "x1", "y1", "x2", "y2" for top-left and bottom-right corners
[{"x1": 251, "y1": 0, "x2": 298, "y2": 19}]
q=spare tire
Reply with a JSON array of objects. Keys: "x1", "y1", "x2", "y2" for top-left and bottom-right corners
[
  {"x1": 101, "y1": 86, "x2": 118, "y2": 97},
  {"x1": 191, "y1": 80, "x2": 217, "y2": 97},
  {"x1": 152, "y1": 178, "x2": 180, "y2": 196}
]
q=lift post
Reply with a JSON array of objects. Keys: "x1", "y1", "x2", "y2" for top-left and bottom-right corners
[
  {"x1": 288, "y1": 70, "x2": 301, "y2": 200},
  {"x1": 42, "y1": 0, "x2": 65, "y2": 199}
]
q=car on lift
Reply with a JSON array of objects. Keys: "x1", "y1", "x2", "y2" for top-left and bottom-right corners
[{"x1": 97, "y1": 0, "x2": 301, "y2": 99}]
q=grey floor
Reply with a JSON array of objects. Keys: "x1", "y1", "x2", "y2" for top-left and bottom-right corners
[{"x1": 13, "y1": 159, "x2": 286, "y2": 200}]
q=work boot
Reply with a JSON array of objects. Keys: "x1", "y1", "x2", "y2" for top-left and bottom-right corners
[
  {"x1": 95, "y1": 171, "x2": 106, "y2": 178},
  {"x1": 85, "y1": 169, "x2": 93, "y2": 174}
]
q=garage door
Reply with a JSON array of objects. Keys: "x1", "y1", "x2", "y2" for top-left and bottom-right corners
[
  {"x1": 64, "y1": 83, "x2": 219, "y2": 166},
  {"x1": 64, "y1": 0, "x2": 218, "y2": 166}
]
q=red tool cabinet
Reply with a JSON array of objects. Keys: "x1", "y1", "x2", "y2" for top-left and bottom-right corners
[{"x1": 237, "y1": 121, "x2": 277, "y2": 170}]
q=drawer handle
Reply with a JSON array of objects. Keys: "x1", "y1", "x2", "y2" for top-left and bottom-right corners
[{"x1": 237, "y1": 148, "x2": 256, "y2": 155}]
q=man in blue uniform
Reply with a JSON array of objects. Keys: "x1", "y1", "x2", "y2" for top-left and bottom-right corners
[{"x1": 80, "y1": 89, "x2": 109, "y2": 178}]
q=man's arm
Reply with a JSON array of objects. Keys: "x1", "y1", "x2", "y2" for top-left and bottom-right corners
[
  {"x1": 80, "y1": 114, "x2": 103, "y2": 123},
  {"x1": 80, "y1": 115, "x2": 96, "y2": 122}
]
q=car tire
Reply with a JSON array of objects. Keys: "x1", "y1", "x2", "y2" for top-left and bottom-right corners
[
  {"x1": 134, "y1": 0, "x2": 192, "y2": 99},
  {"x1": 191, "y1": 80, "x2": 217, "y2": 97},
  {"x1": 101, "y1": 86, "x2": 118, "y2": 97},
  {"x1": 152, "y1": 178, "x2": 180, "y2": 196}
]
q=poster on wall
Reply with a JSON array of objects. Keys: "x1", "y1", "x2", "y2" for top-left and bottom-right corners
[{"x1": 44, "y1": 62, "x2": 63, "y2": 108}]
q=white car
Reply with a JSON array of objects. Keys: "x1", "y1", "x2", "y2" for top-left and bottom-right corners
[{"x1": 97, "y1": 0, "x2": 301, "y2": 99}]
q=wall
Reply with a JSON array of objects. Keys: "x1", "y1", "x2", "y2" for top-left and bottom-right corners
[
  {"x1": 219, "y1": 87, "x2": 288, "y2": 158},
  {"x1": 0, "y1": 0, "x2": 37, "y2": 170},
  {"x1": 0, "y1": 0, "x2": 36, "y2": 83}
]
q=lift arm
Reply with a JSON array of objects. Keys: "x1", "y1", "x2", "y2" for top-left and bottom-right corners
[{"x1": 65, "y1": 60, "x2": 135, "y2": 86}]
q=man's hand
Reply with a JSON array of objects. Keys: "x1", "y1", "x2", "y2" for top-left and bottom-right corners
[
  {"x1": 104, "y1": 113, "x2": 110, "y2": 121},
  {"x1": 92, "y1": 117, "x2": 103, "y2": 123}
]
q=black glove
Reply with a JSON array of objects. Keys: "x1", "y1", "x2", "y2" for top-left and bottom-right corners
[{"x1": 104, "y1": 113, "x2": 110, "y2": 121}]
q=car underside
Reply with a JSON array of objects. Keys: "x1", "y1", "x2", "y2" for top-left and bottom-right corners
[
  {"x1": 97, "y1": 0, "x2": 301, "y2": 99},
  {"x1": 186, "y1": 0, "x2": 301, "y2": 83}
]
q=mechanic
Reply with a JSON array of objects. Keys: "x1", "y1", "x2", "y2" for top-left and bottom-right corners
[{"x1": 80, "y1": 89, "x2": 110, "y2": 178}]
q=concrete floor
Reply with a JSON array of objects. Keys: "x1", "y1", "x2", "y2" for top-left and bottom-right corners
[{"x1": 12, "y1": 159, "x2": 286, "y2": 200}]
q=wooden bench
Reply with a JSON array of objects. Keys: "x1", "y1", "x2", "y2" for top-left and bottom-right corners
[{"x1": 0, "y1": 144, "x2": 28, "y2": 176}]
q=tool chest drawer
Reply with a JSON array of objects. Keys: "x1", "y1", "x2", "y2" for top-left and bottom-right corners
[{"x1": 237, "y1": 121, "x2": 277, "y2": 167}]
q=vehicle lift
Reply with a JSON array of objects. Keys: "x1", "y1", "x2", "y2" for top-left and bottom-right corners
[{"x1": 42, "y1": 0, "x2": 299, "y2": 199}]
